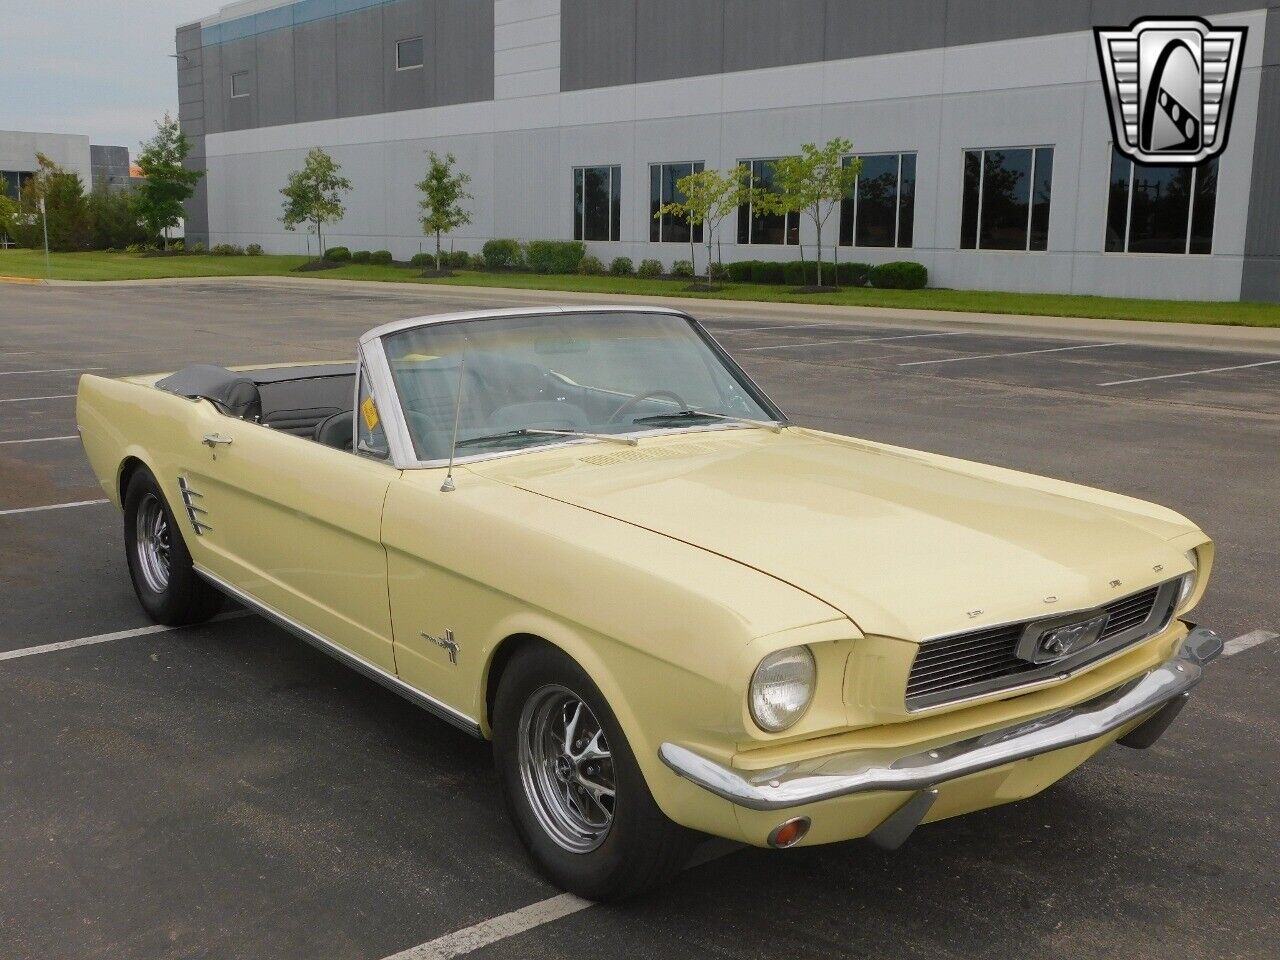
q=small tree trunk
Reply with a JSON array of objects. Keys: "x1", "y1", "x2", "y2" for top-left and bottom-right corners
[
  {"x1": 316, "y1": 219, "x2": 324, "y2": 261},
  {"x1": 814, "y1": 216, "x2": 822, "y2": 288},
  {"x1": 162, "y1": 227, "x2": 169, "y2": 252},
  {"x1": 705, "y1": 237, "x2": 714, "y2": 285},
  {"x1": 435, "y1": 229, "x2": 442, "y2": 272}
]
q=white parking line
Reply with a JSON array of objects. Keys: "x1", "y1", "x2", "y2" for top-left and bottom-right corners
[
  {"x1": 0, "y1": 394, "x2": 75, "y2": 403},
  {"x1": 0, "y1": 435, "x2": 78, "y2": 445},
  {"x1": 0, "y1": 367, "x2": 103, "y2": 376},
  {"x1": 899, "y1": 342, "x2": 1125, "y2": 366},
  {"x1": 0, "y1": 499, "x2": 109, "y2": 516},
  {"x1": 1098, "y1": 358, "x2": 1280, "y2": 386},
  {"x1": 0, "y1": 611, "x2": 250, "y2": 663},
  {"x1": 1221, "y1": 630, "x2": 1280, "y2": 657},
  {"x1": 379, "y1": 839, "x2": 742, "y2": 959},
  {"x1": 739, "y1": 331, "x2": 970, "y2": 353},
  {"x1": 714, "y1": 321, "x2": 841, "y2": 334},
  {"x1": 738, "y1": 339, "x2": 849, "y2": 352}
]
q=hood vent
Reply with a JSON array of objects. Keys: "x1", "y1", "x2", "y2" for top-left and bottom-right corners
[{"x1": 579, "y1": 441, "x2": 725, "y2": 467}]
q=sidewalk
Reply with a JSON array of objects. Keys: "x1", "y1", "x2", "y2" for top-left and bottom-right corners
[{"x1": 43, "y1": 274, "x2": 1280, "y2": 355}]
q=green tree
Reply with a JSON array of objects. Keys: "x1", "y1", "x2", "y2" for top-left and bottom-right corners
[
  {"x1": 753, "y1": 138, "x2": 861, "y2": 287},
  {"x1": 13, "y1": 153, "x2": 92, "y2": 251},
  {"x1": 655, "y1": 165, "x2": 753, "y2": 285},
  {"x1": 0, "y1": 176, "x2": 17, "y2": 242},
  {"x1": 88, "y1": 187, "x2": 147, "y2": 250},
  {"x1": 135, "y1": 113, "x2": 204, "y2": 250},
  {"x1": 416, "y1": 151, "x2": 473, "y2": 272},
  {"x1": 280, "y1": 147, "x2": 352, "y2": 260}
]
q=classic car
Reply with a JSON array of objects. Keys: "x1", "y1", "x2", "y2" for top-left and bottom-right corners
[{"x1": 76, "y1": 305, "x2": 1222, "y2": 900}]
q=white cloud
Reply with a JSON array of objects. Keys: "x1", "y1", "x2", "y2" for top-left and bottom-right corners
[{"x1": 0, "y1": 0, "x2": 214, "y2": 151}]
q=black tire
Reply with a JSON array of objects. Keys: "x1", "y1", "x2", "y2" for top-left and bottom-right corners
[
  {"x1": 123, "y1": 468, "x2": 223, "y2": 626},
  {"x1": 493, "y1": 643, "x2": 695, "y2": 901}
]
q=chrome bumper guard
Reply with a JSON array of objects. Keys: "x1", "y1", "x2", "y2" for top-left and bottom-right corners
[{"x1": 659, "y1": 627, "x2": 1222, "y2": 817}]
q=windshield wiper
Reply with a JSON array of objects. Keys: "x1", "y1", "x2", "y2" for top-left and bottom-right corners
[
  {"x1": 629, "y1": 408, "x2": 783, "y2": 433},
  {"x1": 455, "y1": 427, "x2": 638, "y2": 449}
]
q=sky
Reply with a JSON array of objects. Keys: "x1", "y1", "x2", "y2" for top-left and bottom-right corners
[{"x1": 0, "y1": 0, "x2": 216, "y2": 154}]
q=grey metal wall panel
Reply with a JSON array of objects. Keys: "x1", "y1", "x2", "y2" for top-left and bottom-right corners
[
  {"x1": 256, "y1": 29, "x2": 297, "y2": 128},
  {"x1": 337, "y1": 6, "x2": 386, "y2": 118},
  {"x1": 201, "y1": 41, "x2": 225, "y2": 135},
  {"x1": 221, "y1": 37, "x2": 257, "y2": 131},
  {"x1": 945, "y1": 0, "x2": 1088, "y2": 46},
  {"x1": 1244, "y1": 63, "x2": 1280, "y2": 259},
  {"x1": 294, "y1": 16, "x2": 338, "y2": 123},
  {"x1": 183, "y1": 133, "x2": 209, "y2": 245},
  {"x1": 1089, "y1": 1, "x2": 1267, "y2": 26},
  {"x1": 723, "y1": 0, "x2": 823, "y2": 73},
  {"x1": 385, "y1": 0, "x2": 434, "y2": 112},
  {"x1": 177, "y1": 23, "x2": 202, "y2": 52},
  {"x1": 436, "y1": 0, "x2": 493, "y2": 105},
  {"x1": 636, "y1": 0, "x2": 723, "y2": 83},
  {"x1": 561, "y1": 0, "x2": 636, "y2": 91},
  {"x1": 823, "y1": 0, "x2": 946, "y2": 60}
]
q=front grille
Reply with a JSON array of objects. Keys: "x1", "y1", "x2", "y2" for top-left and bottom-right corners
[{"x1": 905, "y1": 583, "x2": 1170, "y2": 710}]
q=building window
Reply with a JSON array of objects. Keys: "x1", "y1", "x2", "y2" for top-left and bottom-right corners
[
  {"x1": 649, "y1": 162, "x2": 704, "y2": 243},
  {"x1": 573, "y1": 166, "x2": 621, "y2": 242},
  {"x1": 737, "y1": 158, "x2": 799, "y2": 245},
  {"x1": 396, "y1": 36, "x2": 424, "y2": 70},
  {"x1": 960, "y1": 147, "x2": 1053, "y2": 251},
  {"x1": 230, "y1": 71, "x2": 251, "y2": 98},
  {"x1": 1105, "y1": 149, "x2": 1217, "y2": 254},
  {"x1": 1, "y1": 170, "x2": 33, "y2": 200},
  {"x1": 838, "y1": 153, "x2": 916, "y2": 248}
]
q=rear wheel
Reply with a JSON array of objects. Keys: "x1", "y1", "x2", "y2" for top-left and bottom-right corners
[
  {"x1": 123, "y1": 469, "x2": 222, "y2": 626},
  {"x1": 493, "y1": 644, "x2": 694, "y2": 900}
]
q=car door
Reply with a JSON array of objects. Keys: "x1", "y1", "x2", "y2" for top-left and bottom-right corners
[{"x1": 179, "y1": 364, "x2": 398, "y2": 672}]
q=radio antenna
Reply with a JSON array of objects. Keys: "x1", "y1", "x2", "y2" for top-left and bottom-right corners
[{"x1": 440, "y1": 343, "x2": 467, "y2": 492}]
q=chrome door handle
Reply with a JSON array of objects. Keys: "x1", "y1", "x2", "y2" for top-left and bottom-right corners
[{"x1": 202, "y1": 433, "x2": 233, "y2": 448}]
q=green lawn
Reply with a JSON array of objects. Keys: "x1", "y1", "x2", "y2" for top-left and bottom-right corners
[{"x1": 3, "y1": 248, "x2": 1279, "y2": 328}]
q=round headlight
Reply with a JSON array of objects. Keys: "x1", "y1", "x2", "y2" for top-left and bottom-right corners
[
  {"x1": 1177, "y1": 549, "x2": 1200, "y2": 607},
  {"x1": 750, "y1": 646, "x2": 816, "y2": 733}
]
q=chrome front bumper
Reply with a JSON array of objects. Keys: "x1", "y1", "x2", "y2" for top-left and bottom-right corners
[{"x1": 659, "y1": 627, "x2": 1222, "y2": 815}]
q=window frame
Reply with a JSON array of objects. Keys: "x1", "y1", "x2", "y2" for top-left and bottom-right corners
[
  {"x1": 737, "y1": 157, "x2": 800, "y2": 246},
  {"x1": 396, "y1": 36, "x2": 425, "y2": 71},
  {"x1": 572, "y1": 165, "x2": 622, "y2": 242},
  {"x1": 1105, "y1": 149, "x2": 1217, "y2": 256},
  {"x1": 960, "y1": 145, "x2": 1054, "y2": 253},
  {"x1": 649, "y1": 161, "x2": 705, "y2": 244},
  {"x1": 838, "y1": 151, "x2": 917, "y2": 249},
  {"x1": 230, "y1": 71, "x2": 251, "y2": 99}
]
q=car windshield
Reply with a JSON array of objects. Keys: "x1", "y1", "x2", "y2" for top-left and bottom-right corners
[{"x1": 378, "y1": 311, "x2": 782, "y2": 461}]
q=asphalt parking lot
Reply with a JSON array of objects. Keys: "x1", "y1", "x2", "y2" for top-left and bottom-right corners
[{"x1": 1, "y1": 280, "x2": 1277, "y2": 960}]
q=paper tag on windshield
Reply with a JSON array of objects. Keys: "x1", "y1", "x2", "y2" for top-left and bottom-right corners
[{"x1": 360, "y1": 396, "x2": 380, "y2": 432}]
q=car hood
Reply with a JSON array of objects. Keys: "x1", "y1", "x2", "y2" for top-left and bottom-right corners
[{"x1": 469, "y1": 427, "x2": 1198, "y2": 641}]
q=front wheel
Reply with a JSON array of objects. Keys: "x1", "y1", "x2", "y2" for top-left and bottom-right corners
[{"x1": 493, "y1": 644, "x2": 694, "y2": 900}]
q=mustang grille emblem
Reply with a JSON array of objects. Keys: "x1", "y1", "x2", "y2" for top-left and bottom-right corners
[
  {"x1": 1016, "y1": 612, "x2": 1110, "y2": 665},
  {"x1": 423, "y1": 629, "x2": 459, "y2": 665},
  {"x1": 1095, "y1": 17, "x2": 1246, "y2": 165}
]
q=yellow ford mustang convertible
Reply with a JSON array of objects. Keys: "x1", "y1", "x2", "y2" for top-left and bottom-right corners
[{"x1": 77, "y1": 306, "x2": 1221, "y2": 900}]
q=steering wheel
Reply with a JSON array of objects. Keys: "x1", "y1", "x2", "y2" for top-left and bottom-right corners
[{"x1": 608, "y1": 390, "x2": 689, "y2": 425}]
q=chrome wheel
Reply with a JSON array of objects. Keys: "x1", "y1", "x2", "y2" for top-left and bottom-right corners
[
  {"x1": 517, "y1": 684, "x2": 615, "y2": 853},
  {"x1": 134, "y1": 493, "x2": 171, "y2": 593}
]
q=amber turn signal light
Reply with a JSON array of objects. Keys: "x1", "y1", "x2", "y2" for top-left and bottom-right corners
[{"x1": 767, "y1": 816, "x2": 811, "y2": 848}]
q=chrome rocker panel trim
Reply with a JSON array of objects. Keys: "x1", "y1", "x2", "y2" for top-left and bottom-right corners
[
  {"x1": 193, "y1": 565, "x2": 484, "y2": 738},
  {"x1": 659, "y1": 627, "x2": 1222, "y2": 813}
]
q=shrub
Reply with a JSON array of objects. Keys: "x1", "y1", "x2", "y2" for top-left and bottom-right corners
[
  {"x1": 210, "y1": 243, "x2": 243, "y2": 256},
  {"x1": 526, "y1": 240, "x2": 585, "y2": 274},
  {"x1": 482, "y1": 238, "x2": 523, "y2": 270},
  {"x1": 171, "y1": 237, "x2": 185, "y2": 251},
  {"x1": 124, "y1": 242, "x2": 149, "y2": 254},
  {"x1": 350, "y1": 249, "x2": 372, "y2": 263},
  {"x1": 869, "y1": 260, "x2": 928, "y2": 289},
  {"x1": 470, "y1": 253, "x2": 486, "y2": 270},
  {"x1": 836, "y1": 261, "x2": 871, "y2": 287},
  {"x1": 325, "y1": 246, "x2": 351, "y2": 261},
  {"x1": 370, "y1": 249, "x2": 393, "y2": 265},
  {"x1": 637, "y1": 258, "x2": 663, "y2": 278},
  {"x1": 726, "y1": 260, "x2": 756, "y2": 282},
  {"x1": 782, "y1": 260, "x2": 819, "y2": 286},
  {"x1": 750, "y1": 260, "x2": 786, "y2": 284},
  {"x1": 448, "y1": 250, "x2": 472, "y2": 268},
  {"x1": 410, "y1": 252, "x2": 434, "y2": 268},
  {"x1": 609, "y1": 256, "x2": 634, "y2": 276},
  {"x1": 708, "y1": 261, "x2": 729, "y2": 281},
  {"x1": 188, "y1": 241, "x2": 206, "y2": 254},
  {"x1": 671, "y1": 259, "x2": 694, "y2": 279},
  {"x1": 578, "y1": 254, "x2": 605, "y2": 275},
  {"x1": 245, "y1": 243, "x2": 263, "y2": 256}
]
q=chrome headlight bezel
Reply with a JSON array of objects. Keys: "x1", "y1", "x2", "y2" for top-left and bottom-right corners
[
  {"x1": 749, "y1": 645, "x2": 816, "y2": 733},
  {"x1": 1176, "y1": 548, "x2": 1200, "y2": 609}
]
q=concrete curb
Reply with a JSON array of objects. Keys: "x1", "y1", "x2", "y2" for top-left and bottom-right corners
[{"x1": 40, "y1": 274, "x2": 1280, "y2": 355}]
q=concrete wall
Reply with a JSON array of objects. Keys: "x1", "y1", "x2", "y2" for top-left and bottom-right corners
[{"x1": 0, "y1": 130, "x2": 92, "y2": 187}]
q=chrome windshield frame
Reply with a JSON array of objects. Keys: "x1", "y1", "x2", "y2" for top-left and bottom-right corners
[{"x1": 357, "y1": 305, "x2": 790, "y2": 471}]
